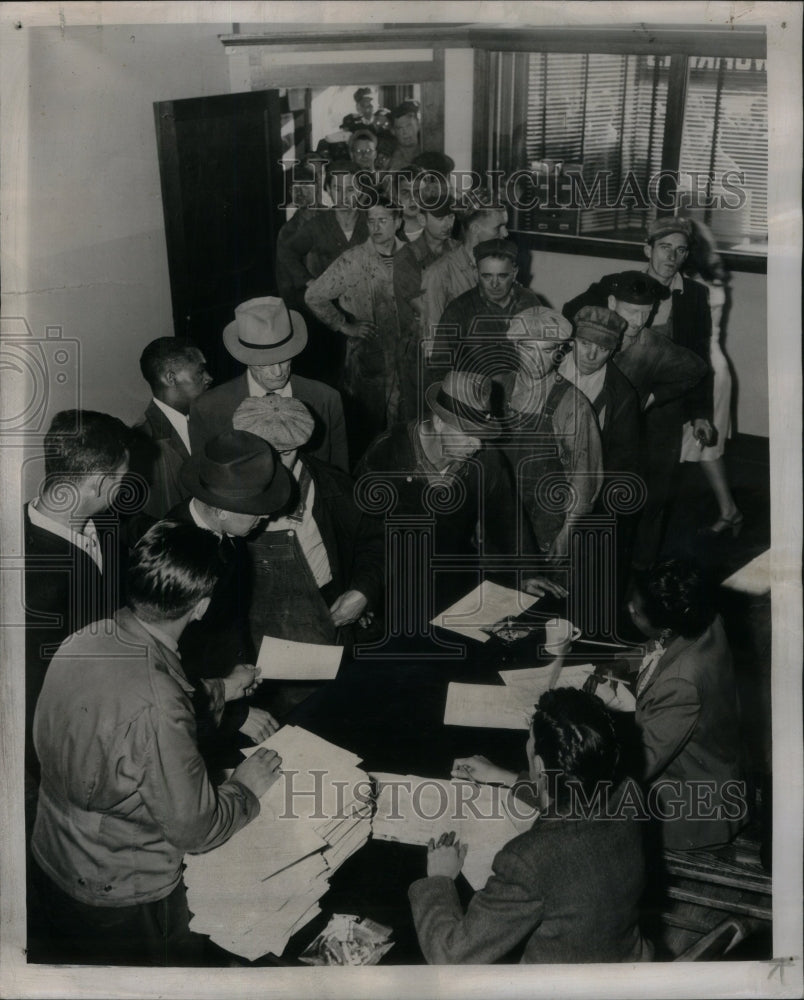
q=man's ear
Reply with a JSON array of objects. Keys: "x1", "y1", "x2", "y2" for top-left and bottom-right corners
[
  {"x1": 192, "y1": 596, "x2": 211, "y2": 622},
  {"x1": 607, "y1": 294, "x2": 617, "y2": 312},
  {"x1": 643, "y1": 242, "x2": 652, "y2": 261}
]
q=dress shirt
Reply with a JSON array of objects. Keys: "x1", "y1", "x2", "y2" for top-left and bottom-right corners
[
  {"x1": 27, "y1": 498, "x2": 103, "y2": 572},
  {"x1": 559, "y1": 354, "x2": 608, "y2": 427},
  {"x1": 152, "y1": 397, "x2": 191, "y2": 454},
  {"x1": 246, "y1": 370, "x2": 293, "y2": 399},
  {"x1": 265, "y1": 459, "x2": 332, "y2": 588}
]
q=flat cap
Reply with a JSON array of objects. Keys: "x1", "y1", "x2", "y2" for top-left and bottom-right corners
[
  {"x1": 233, "y1": 395, "x2": 314, "y2": 453},
  {"x1": 646, "y1": 215, "x2": 693, "y2": 243},
  {"x1": 507, "y1": 306, "x2": 573, "y2": 342},
  {"x1": 573, "y1": 305, "x2": 627, "y2": 349},
  {"x1": 473, "y1": 238, "x2": 518, "y2": 264}
]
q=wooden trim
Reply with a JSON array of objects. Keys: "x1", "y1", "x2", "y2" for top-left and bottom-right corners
[
  {"x1": 511, "y1": 229, "x2": 767, "y2": 274},
  {"x1": 420, "y1": 48, "x2": 445, "y2": 152},
  {"x1": 656, "y1": 54, "x2": 689, "y2": 215},
  {"x1": 220, "y1": 25, "x2": 766, "y2": 60},
  {"x1": 471, "y1": 48, "x2": 490, "y2": 177}
]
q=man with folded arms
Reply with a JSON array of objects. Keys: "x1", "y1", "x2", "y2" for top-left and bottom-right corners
[{"x1": 29, "y1": 521, "x2": 282, "y2": 966}]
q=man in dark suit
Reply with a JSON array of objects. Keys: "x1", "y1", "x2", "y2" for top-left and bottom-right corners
[
  {"x1": 189, "y1": 297, "x2": 349, "y2": 471},
  {"x1": 131, "y1": 337, "x2": 213, "y2": 520},
  {"x1": 24, "y1": 409, "x2": 131, "y2": 816}
]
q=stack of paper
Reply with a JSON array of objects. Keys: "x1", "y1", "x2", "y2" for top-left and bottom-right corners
[
  {"x1": 371, "y1": 773, "x2": 539, "y2": 890},
  {"x1": 185, "y1": 726, "x2": 372, "y2": 961}
]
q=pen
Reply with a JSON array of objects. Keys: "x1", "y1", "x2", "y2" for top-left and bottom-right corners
[
  {"x1": 575, "y1": 638, "x2": 632, "y2": 649},
  {"x1": 456, "y1": 764, "x2": 479, "y2": 786}
]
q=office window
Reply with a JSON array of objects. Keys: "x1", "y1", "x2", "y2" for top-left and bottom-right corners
[{"x1": 483, "y1": 48, "x2": 767, "y2": 258}]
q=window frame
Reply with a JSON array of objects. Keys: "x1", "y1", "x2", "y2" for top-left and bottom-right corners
[{"x1": 471, "y1": 26, "x2": 768, "y2": 273}]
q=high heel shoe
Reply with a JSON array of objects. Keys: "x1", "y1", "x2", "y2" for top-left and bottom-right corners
[{"x1": 699, "y1": 511, "x2": 744, "y2": 539}]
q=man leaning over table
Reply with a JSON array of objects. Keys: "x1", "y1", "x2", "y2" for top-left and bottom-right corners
[{"x1": 29, "y1": 521, "x2": 283, "y2": 966}]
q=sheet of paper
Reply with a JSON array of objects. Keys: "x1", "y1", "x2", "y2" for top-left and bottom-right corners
[
  {"x1": 430, "y1": 580, "x2": 538, "y2": 642},
  {"x1": 256, "y1": 635, "x2": 343, "y2": 680},
  {"x1": 443, "y1": 682, "x2": 533, "y2": 729},
  {"x1": 499, "y1": 661, "x2": 596, "y2": 696}
]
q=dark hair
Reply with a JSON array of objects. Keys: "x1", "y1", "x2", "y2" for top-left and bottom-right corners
[
  {"x1": 635, "y1": 558, "x2": 716, "y2": 638},
  {"x1": 139, "y1": 337, "x2": 201, "y2": 389},
  {"x1": 325, "y1": 159, "x2": 356, "y2": 187},
  {"x1": 530, "y1": 687, "x2": 619, "y2": 808},
  {"x1": 349, "y1": 129, "x2": 378, "y2": 151},
  {"x1": 683, "y1": 219, "x2": 730, "y2": 285},
  {"x1": 376, "y1": 133, "x2": 398, "y2": 157},
  {"x1": 459, "y1": 196, "x2": 506, "y2": 232},
  {"x1": 44, "y1": 410, "x2": 130, "y2": 484},
  {"x1": 127, "y1": 520, "x2": 223, "y2": 622}
]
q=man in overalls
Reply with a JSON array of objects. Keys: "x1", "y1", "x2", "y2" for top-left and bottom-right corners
[{"x1": 500, "y1": 307, "x2": 603, "y2": 563}]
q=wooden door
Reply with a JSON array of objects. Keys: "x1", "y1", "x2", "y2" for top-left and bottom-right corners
[{"x1": 154, "y1": 90, "x2": 284, "y2": 381}]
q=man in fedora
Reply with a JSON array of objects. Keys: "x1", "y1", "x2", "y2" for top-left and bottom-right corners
[
  {"x1": 167, "y1": 429, "x2": 293, "y2": 762},
  {"x1": 356, "y1": 371, "x2": 564, "y2": 610},
  {"x1": 189, "y1": 297, "x2": 348, "y2": 472}
]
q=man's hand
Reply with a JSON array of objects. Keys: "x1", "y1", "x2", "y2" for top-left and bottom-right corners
[
  {"x1": 231, "y1": 748, "x2": 282, "y2": 799},
  {"x1": 342, "y1": 320, "x2": 377, "y2": 340},
  {"x1": 222, "y1": 663, "x2": 261, "y2": 702},
  {"x1": 239, "y1": 707, "x2": 279, "y2": 744},
  {"x1": 522, "y1": 576, "x2": 568, "y2": 599},
  {"x1": 693, "y1": 418, "x2": 716, "y2": 448},
  {"x1": 330, "y1": 590, "x2": 368, "y2": 627},
  {"x1": 451, "y1": 755, "x2": 517, "y2": 787},
  {"x1": 426, "y1": 831, "x2": 467, "y2": 879}
]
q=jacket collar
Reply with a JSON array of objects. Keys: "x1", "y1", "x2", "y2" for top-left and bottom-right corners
[{"x1": 115, "y1": 607, "x2": 194, "y2": 695}]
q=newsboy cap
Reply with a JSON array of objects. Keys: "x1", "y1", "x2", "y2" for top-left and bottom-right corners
[
  {"x1": 646, "y1": 215, "x2": 694, "y2": 243},
  {"x1": 473, "y1": 238, "x2": 519, "y2": 264},
  {"x1": 233, "y1": 395, "x2": 314, "y2": 454},
  {"x1": 573, "y1": 306, "x2": 628, "y2": 349},
  {"x1": 507, "y1": 306, "x2": 573, "y2": 342}
]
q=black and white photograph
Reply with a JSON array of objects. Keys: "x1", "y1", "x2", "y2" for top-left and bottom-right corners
[{"x1": 0, "y1": 2, "x2": 801, "y2": 997}]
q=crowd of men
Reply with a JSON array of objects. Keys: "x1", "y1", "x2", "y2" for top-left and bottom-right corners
[{"x1": 22, "y1": 107, "x2": 739, "y2": 965}]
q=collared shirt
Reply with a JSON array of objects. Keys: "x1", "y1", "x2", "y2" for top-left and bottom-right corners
[
  {"x1": 559, "y1": 353, "x2": 608, "y2": 428},
  {"x1": 646, "y1": 267, "x2": 684, "y2": 329},
  {"x1": 152, "y1": 397, "x2": 191, "y2": 454},
  {"x1": 28, "y1": 498, "x2": 103, "y2": 572},
  {"x1": 265, "y1": 458, "x2": 332, "y2": 588},
  {"x1": 246, "y1": 370, "x2": 294, "y2": 399},
  {"x1": 135, "y1": 614, "x2": 179, "y2": 655}
]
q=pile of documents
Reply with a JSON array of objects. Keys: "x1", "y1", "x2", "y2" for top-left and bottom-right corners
[
  {"x1": 371, "y1": 773, "x2": 539, "y2": 890},
  {"x1": 185, "y1": 726, "x2": 372, "y2": 961}
]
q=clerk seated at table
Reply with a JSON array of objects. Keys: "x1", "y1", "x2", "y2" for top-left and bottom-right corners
[{"x1": 408, "y1": 687, "x2": 653, "y2": 964}]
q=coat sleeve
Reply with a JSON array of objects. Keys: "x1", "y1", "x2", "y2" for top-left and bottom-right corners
[
  {"x1": 409, "y1": 841, "x2": 546, "y2": 964},
  {"x1": 553, "y1": 388, "x2": 603, "y2": 515},
  {"x1": 138, "y1": 674, "x2": 259, "y2": 854},
  {"x1": 277, "y1": 212, "x2": 318, "y2": 290},
  {"x1": 648, "y1": 337, "x2": 709, "y2": 408},
  {"x1": 305, "y1": 255, "x2": 354, "y2": 333},
  {"x1": 420, "y1": 262, "x2": 451, "y2": 340},
  {"x1": 604, "y1": 378, "x2": 641, "y2": 477},
  {"x1": 635, "y1": 675, "x2": 701, "y2": 783},
  {"x1": 325, "y1": 391, "x2": 349, "y2": 473}
]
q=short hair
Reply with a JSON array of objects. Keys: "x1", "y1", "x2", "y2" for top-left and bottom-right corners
[
  {"x1": 44, "y1": 410, "x2": 130, "y2": 484},
  {"x1": 368, "y1": 192, "x2": 402, "y2": 215},
  {"x1": 139, "y1": 337, "x2": 201, "y2": 390},
  {"x1": 127, "y1": 520, "x2": 223, "y2": 622},
  {"x1": 460, "y1": 197, "x2": 506, "y2": 231},
  {"x1": 635, "y1": 558, "x2": 716, "y2": 638},
  {"x1": 349, "y1": 129, "x2": 378, "y2": 152},
  {"x1": 530, "y1": 687, "x2": 620, "y2": 809}
]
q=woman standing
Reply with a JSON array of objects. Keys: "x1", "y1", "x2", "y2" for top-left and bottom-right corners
[{"x1": 679, "y1": 220, "x2": 743, "y2": 536}]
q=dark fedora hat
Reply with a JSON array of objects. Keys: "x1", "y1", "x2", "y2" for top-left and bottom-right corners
[
  {"x1": 180, "y1": 429, "x2": 292, "y2": 515},
  {"x1": 223, "y1": 297, "x2": 308, "y2": 365},
  {"x1": 425, "y1": 371, "x2": 500, "y2": 435},
  {"x1": 603, "y1": 271, "x2": 670, "y2": 305}
]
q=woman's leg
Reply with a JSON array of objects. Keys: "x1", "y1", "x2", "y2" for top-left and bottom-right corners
[{"x1": 700, "y1": 457, "x2": 740, "y2": 520}]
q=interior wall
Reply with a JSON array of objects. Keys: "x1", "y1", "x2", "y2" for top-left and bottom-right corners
[
  {"x1": 526, "y1": 250, "x2": 769, "y2": 438},
  {"x1": 16, "y1": 23, "x2": 232, "y2": 439}
]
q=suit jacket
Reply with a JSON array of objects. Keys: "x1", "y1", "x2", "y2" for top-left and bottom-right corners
[
  {"x1": 563, "y1": 275, "x2": 713, "y2": 423},
  {"x1": 409, "y1": 781, "x2": 651, "y2": 964},
  {"x1": 24, "y1": 504, "x2": 128, "y2": 788},
  {"x1": 595, "y1": 362, "x2": 641, "y2": 476},
  {"x1": 131, "y1": 400, "x2": 191, "y2": 520},
  {"x1": 634, "y1": 615, "x2": 746, "y2": 850},
  {"x1": 189, "y1": 372, "x2": 349, "y2": 472}
]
